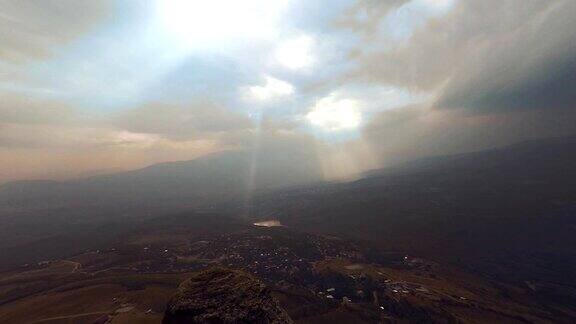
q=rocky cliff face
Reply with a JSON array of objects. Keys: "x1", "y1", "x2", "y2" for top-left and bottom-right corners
[{"x1": 163, "y1": 267, "x2": 292, "y2": 324}]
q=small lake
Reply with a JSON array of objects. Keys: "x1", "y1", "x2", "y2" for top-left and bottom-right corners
[{"x1": 253, "y1": 220, "x2": 283, "y2": 227}]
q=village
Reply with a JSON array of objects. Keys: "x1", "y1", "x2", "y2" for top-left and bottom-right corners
[
  {"x1": 25, "y1": 222, "x2": 465, "y2": 319},
  {"x1": 183, "y1": 226, "x2": 443, "y2": 308}
]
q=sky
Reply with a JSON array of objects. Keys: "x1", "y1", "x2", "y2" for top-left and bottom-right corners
[{"x1": 1, "y1": 0, "x2": 576, "y2": 183}]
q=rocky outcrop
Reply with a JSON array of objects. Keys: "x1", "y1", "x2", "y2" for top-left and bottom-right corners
[{"x1": 163, "y1": 267, "x2": 292, "y2": 324}]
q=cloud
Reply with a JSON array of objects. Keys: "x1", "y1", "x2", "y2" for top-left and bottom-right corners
[
  {"x1": 0, "y1": 96, "x2": 238, "y2": 181},
  {"x1": 438, "y1": 0, "x2": 576, "y2": 113},
  {"x1": 333, "y1": 0, "x2": 410, "y2": 35},
  {"x1": 245, "y1": 76, "x2": 295, "y2": 102},
  {"x1": 306, "y1": 93, "x2": 362, "y2": 131},
  {"x1": 337, "y1": 0, "x2": 576, "y2": 165},
  {"x1": 115, "y1": 103, "x2": 254, "y2": 140},
  {"x1": 0, "y1": 135, "x2": 222, "y2": 183},
  {"x1": 0, "y1": 0, "x2": 111, "y2": 62},
  {"x1": 0, "y1": 94, "x2": 80, "y2": 125},
  {"x1": 363, "y1": 103, "x2": 576, "y2": 166},
  {"x1": 345, "y1": 0, "x2": 555, "y2": 91},
  {"x1": 0, "y1": 94, "x2": 324, "y2": 183},
  {"x1": 345, "y1": 0, "x2": 576, "y2": 116},
  {"x1": 274, "y1": 35, "x2": 315, "y2": 70},
  {"x1": 0, "y1": 96, "x2": 152, "y2": 150}
]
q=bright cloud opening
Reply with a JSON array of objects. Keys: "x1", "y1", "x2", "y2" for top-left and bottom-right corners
[
  {"x1": 306, "y1": 94, "x2": 362, "y2": 131},
  {"x1": 275, "y1": 35, "x2": 315, "y2": 70},
  {"x1": 423, "y1": 0, "x2": 455, "y2": 12},
  {"x1": 247, "y1": 76, "x2": 294, "y2": 101},
  {"x1": 155, "y1": 0, "x2": 289, "y2": 49}
]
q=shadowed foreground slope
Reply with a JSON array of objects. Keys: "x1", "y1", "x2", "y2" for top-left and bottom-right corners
[{"x1": 163, "y1": 267, "x2": 293, "y2": 324}]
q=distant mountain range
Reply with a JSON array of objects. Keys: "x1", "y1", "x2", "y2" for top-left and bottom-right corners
[
  {"x1": 2, "y1": 135, "x2": 575, "y2": 213},
  {"x1": 366, "y1": 135, "x2": 576, "y2": 177},
  {"x1": 0, "y1": 149, "x2": 322, "y2": 210}
]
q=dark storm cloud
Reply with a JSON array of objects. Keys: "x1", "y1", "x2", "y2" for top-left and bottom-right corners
[
  {"x1": 438, "y1": 0, "x2": 576, "y2": 113},
  {"x1": 352, "y1": 0, "x2": 576, "y2": 115},
  {"x1": 344, "y1": 0, "x2": 576, "y2": 165}
]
